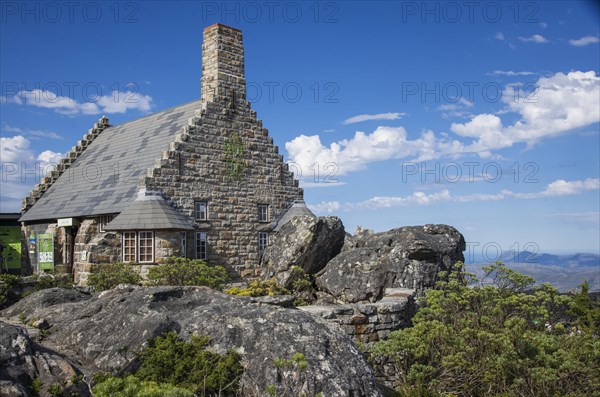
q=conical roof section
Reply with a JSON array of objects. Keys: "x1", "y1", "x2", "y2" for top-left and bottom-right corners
[{"x1": 104, "y1": 190, "x2": 193, "y2": 231}]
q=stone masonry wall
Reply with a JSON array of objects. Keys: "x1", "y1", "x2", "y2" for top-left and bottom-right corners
[
  {"x1": 72, "y1": 220, "x2": 184, "y2": 285},
  {"x1": 299, "y1": 288, "x2": 417, "y2": 344},
  {"x1": 299, "y1": 288, "x2": 417, "y2": 389},
  {"x1": 143, "y1": 24, "x2": 303, "y2": 277}
]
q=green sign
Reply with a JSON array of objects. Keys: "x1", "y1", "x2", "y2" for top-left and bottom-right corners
[
  {"x1": 38, "y1": 233, "x2": 54, "y2": 271},
  {"x1": 0, "y1": 226, "x2": 22, "y2": 270}
]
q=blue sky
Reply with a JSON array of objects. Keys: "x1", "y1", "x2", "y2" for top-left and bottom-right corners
[{"x1": 1, "y1": 1, "x2": 599, "y2": 256}]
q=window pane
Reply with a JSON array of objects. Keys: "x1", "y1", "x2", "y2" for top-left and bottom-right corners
[
  {"x1": 258, "y1": 205, "x2": 269, "y2": 222},
  {"x1": 137, "y1": 231, "x2": 153, "y2": 263},
  {"x1": 180, "y1": 232, "x2": 187, "y2": 258},
  {"x1": 258, "y1": 232, "x2": 268, "y2": 253},
  {"x1": 196, "y1": 232, "x2": 208, "y2": 260},
  {"x1": 123, "y1": 232, "x2": 136, "y2": 262},
  {"x1": 195, "y1": 202, "x2": 207, "y2": 220}
]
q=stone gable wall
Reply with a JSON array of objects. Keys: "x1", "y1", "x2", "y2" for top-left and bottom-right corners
[
  {"x1": 143, "y1": 96, "x2": 303, "y2": 276},
  {"x1": 142, "y1": 24, "x2": 303, "y2": 277}
]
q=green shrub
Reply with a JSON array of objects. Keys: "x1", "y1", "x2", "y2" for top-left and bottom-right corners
[
  {"x1": 0, "y1": 274, "x2": 21, "y2": 304},
  {"x1": 92, "y1": 332, "x2": 243, "y2": 396},
  {"x1": 33, "y1": 273, "x2": 72, "y2": 291},
  {"x1": 225, "y1": 279, "x2": 289, "y2": 297},
  {"x1": 147, "y1": 257, "x2": 228, "y2": 289},
  {"x1": 93, "y1": 375, "x2": 193, "y2": 397},
  {"x1": 135, "y1": 331, "x2": 243, "y2": 395},
  {"x1": 371, "y1": 262, "x2": 600, "y2": 397},
  {"x1": 30, "y1": 377, "x2": 43, "y2": 394},
  {"x1": 88, "y1": 262, "x2": 141, "y2": 291},
  {"x1": 48, "y1": 384, "x2": 62, "y2": 396}
]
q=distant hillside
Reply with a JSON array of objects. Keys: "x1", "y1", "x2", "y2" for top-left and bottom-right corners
[{"x1": 466, "y1": 251, "x2": 600, "y2": 292}]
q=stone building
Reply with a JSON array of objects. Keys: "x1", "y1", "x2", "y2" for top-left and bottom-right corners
[{"x1": 19, "y1": 23, "x2": 311, "y2": 283}]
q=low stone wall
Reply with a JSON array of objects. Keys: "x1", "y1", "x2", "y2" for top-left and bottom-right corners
[{"x1": 299, "y1": 288, "x2": 416, "y2": 344}]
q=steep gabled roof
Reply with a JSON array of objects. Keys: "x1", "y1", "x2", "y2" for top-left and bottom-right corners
[
  {"x1": 19, "y1": 100, "x2": 201, "y2": 222},
  {"x1": 273, "y1": 202, "x2": 316, "y2": 231},
  {"x1": 104, "y1": 190, "x2": 194, "y2": 231}
]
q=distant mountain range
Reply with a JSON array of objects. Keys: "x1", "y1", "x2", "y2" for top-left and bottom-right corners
[{"x1": 465, "y1": 251, "x2": 600, "y2": 292}]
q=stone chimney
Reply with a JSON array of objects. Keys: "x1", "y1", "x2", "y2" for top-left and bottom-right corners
[{"x1": 201, "y1": 23, "x2": 246, "y2": 104}]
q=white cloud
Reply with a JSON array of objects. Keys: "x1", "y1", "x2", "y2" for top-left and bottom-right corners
[
  {"x1": 346, "y1": 190, "x2": 452, "y2": 210},
  {"x1": 543, "y1": 178, "x2": 600, "y2": 196},
  {"x1": 452, "y1": 70, "x2": 600, "y2": 154},
  {"x1": 308, "y1": 201, "x2": 340, "y2": 214},
  {"x1": 37, "y1": 150, "x2": 63, "y2": 166},
  {"x1": 539, "y1": 22, "x2": 548, "y2": 29},
  {"x1": 286, "y1": 126, "x2": 463, "y2": 177},
  {"x1": 343, "y1": 112, "x2": 406, "y2": 125},
  {"x1": 2, "y1": 89, "x2": 153, "y2": 116},
  {"x1": 549, "y1": 212, "x2": 600, "y2": 225},
  {"x1": 3, "y1": 125, "x2": 63, "y2": 140},
  {"x1": 287, "y1": 71, "x2": 599, "y2": 180},
  {"x1": 569, "y1": 35, "x2": 600, "y2": 47},
  {"x1": 300, "y1": 181, "x2": 346, "y2": 188},
  {"x1": 0, "y1": 135, "x2": 62, "y2": 212},
  {"x1": 490, "y1": 70, "x2": 535, "y2": 76},
  {"x1": 494, "y1": 32, "x2": 504, "y2": 41},
  {"x1": 0, "y1": 135, "x2": 34, "y2": 163},
  {"x1": 344, "y1": 178, "x2": 600, "y2": 210},
  {"x1": 437, "y1": 98, "x2": 474, "y2": 119},
  {"x1": 518, "y1": 34, "x2": 549, "y2": 44}
]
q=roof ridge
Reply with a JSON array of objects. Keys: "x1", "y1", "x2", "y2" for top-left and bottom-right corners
[
  {"x1": 105, "y1": 98, "x2": 201, "y2": 129},
  {"x1": 21, "y1": 116, "x2": 111, "y2": 214}
]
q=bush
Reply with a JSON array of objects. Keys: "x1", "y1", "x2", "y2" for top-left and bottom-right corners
[
  {"x1": 32, "y1": 273, "x2": 73, "y2": 290},
  {"x1": 147, "y1": 257, "x2": 228, "y2": 290},
  {"x1": 0, "y1": 274, "x2": 21, "y2": 304},
  {"x1": 225, "y1": 279, "x2": 289, "y2": 297},
  {"x1": 225, "y1": 268, "x2": 317, "y2": 306},
  {"x1": 88, "y1": 262, "x2": 141, "y2": 291},
  {"x1": 92, "y1": 332, "x2": 243, "y2": 396},
  {"x1": 136, "y1": 331, "x2": 243, "y2": 395},
  {"x1": 371, "y1": 262, "x2": 600, "y2": 397},
  {"x1": 93, "y1": 375, "x2": 193, "y2": 397}
]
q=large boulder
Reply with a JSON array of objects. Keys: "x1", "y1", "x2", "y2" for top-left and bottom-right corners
[
  {"x1": 2, "y1": 286, "x2": 382, "y2": 397},
  {"x1": 261, "y1": 215, "x2": 345, "y2": 287},
  {"x1": 316, "y1": 224, "x2": 466, "y2": 303},
  {"x1": 0, "y1": 321, "x2": 88, "y2": 397}
]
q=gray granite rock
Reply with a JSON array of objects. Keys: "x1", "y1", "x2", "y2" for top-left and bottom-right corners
[
  {"x1": 261, "y1": 215, "x2": 345, "y2": 288},
  {"x1": 2, "y1": 286, "x2": 382, "y2": 397},
  {"x1": 317, "y1": 224, "x2": 466, "y2": 303}
]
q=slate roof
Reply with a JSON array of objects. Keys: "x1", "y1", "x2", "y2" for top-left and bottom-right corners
[
  {"x1": 19, "y1": 100, "x2": 201, "y2": 222},
  {"x1": 104, "y1": 191, "x2": 194, "y2": 231},
  {"x1": 273, "y1": 202, "x2": 316, "y2": 231}
]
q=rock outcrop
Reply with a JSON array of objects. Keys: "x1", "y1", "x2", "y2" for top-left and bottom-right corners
[
  {"x1": 316, "y1": 224, "x2": 465, "y2": 303},
  {"x1": 0, "y1": 321, "x2": 89, "y2": 397},
  {"x1": 1, "y1": 286, "x2": 382, "y2": 397},
  {"x1": 261, "y1": 215, "x2": 345, "y2": 287}
]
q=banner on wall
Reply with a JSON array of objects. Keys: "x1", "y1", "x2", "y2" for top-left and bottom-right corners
[
  {"x1": 0, "y1": 226, "x2": 22, "y2": 271},
  {"x1": 38, "y1": 233, "x2": 54, "y2": 271}
]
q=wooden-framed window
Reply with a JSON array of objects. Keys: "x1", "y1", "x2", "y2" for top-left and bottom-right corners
[
  {"x1": 138, "y1": 231, "x2": 154, "y2": 263},
  {"x1": 195, "y1": 202, "x2": 208, "y2": 221},
  {"x1": 122, "y1": 232, "x2": 137, "y2": 262},
  {"x1": 180, "y1": 232, "x2": 187, "y2": 258},
  {"x1": 258, "y1": 232, "x2": 269, "y2": 254},
  {"x1": 258, "y1": 204, "x2": 269, "y2": 222},
  {"x1": 98, "y1": 214, "x2": 115, "y2": 232},
  {"x1": 196, "y1": 232, "x2": 208, "y2": 260}
]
